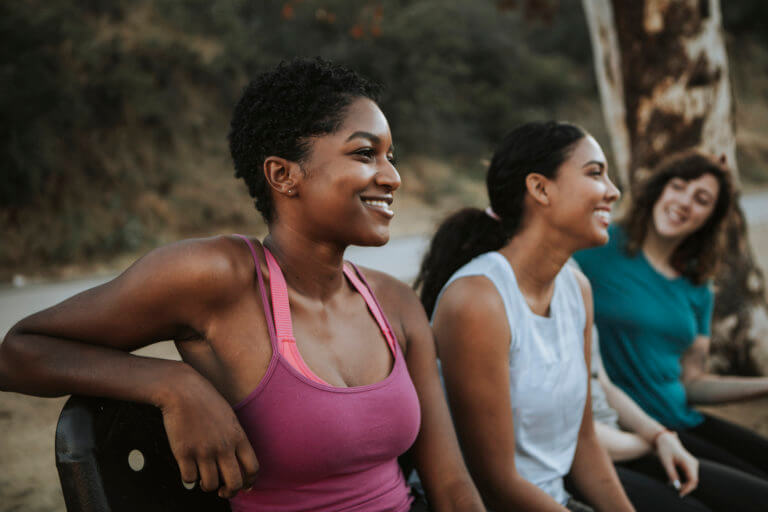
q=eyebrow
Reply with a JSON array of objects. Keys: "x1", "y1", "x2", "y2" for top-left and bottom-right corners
[
  {"x1": 345, "y1": 131, "x2": 395, "y2": 153},
  {"x1": 582, "y1": 160, "x2": 606, "y2": 170},
  {"x1": 346, "y1": 131, "x2": 381, "y2": 144}
]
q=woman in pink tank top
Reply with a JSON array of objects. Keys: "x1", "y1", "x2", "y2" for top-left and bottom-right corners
[{"x1": 0, "y1": 58, "x2": 484, "y2": 511}]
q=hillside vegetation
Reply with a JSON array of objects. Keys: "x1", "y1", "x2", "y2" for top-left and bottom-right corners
[{"x1": 2, "y1": 0, "x2": 766, "y2": 279}]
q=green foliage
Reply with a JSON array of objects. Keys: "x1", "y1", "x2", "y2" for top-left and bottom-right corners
[{"x1": 1, "y1": 0, "x2": 765, "y2": 272}]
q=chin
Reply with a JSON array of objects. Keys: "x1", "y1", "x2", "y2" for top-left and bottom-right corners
[
  {"x1": 356, "y1": 230, "x2": 391, "y2": 247},
  {"x1": 586, "y1": 228, "x2": 610, "y2": 248}
]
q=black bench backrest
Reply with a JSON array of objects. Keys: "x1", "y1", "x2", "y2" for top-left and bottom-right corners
[{"x1": 55, "y1": 395, "x2": 231, "y2": 512}]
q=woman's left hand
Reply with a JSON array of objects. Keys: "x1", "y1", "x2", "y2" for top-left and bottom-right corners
[{"x1": 655, "y1": 431, "x2": 699, "y2": 496}]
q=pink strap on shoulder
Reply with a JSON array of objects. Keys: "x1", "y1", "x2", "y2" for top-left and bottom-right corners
[
  {"x1": 233, "y1": 234, "x2": 277, "y2": 347},
  {"x1": 263, "y1": 248, "x2": 328, "y2": 385},
  {"x1": 343, "y1": 263, "x2": 397, "y2": 355}
]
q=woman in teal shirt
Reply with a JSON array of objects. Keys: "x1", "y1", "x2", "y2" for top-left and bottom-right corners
[{"x1": 574, "y1": 151, "x2": 768, "y2": 500}]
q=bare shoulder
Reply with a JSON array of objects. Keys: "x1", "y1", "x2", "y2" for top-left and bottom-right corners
[
  {"x1": 568, "y1": 264, "x2": 592, "y2": 304},
  {"x1": 353, "y1": 265, "x2": 415, "y2": 306},
  {"x1": 437, "y1": 274, "x2": 506, "y2": 324},
  {"x1": 352, "y1": 266, "x2": 428, "y2": 351},
  {"x1": 125, "y1": 235, "x2": 257, "y2": 306}
]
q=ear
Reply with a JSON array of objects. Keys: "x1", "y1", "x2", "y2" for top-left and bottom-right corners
[
  {"x1": 525, "y1": 173, "x2": 551, "y2": 206},
  {"x1": 263, "y1": 156, "x2": 301, "y2": 197}
]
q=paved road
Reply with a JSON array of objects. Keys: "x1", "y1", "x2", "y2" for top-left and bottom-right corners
[{"x1": 1, "y1": 191, "x2": 766, "y2": 339}]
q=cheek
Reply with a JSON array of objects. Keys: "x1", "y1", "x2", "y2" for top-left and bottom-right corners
[{"x1": 691, "y1": 205, "x2": 715, "y2": 228}]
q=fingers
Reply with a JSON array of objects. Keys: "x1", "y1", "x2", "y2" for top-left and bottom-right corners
[
  {"x1": 659, "y1": 453, "x2": 681, "y2": 492},
  {"x1": 217, "y1": 453, "x2": 244, "y2": 499},
  {"x1": 177, "y1": 455, "x2": 199, "y2": 488},
  {"x1": 678, "y1": 457, "x2": 700, "y2": 496},
  {"x1": 197, "y1": 458, "x2": 220, "y2": 493},
  {"x1": 237, "y1": 440, "x2": 260, "y2": 489}
]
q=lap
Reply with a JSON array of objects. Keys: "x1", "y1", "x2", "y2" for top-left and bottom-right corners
[
  {"x1": 621, "y1": 453, "x2": 768, "y2": 512},
  {"x1": 614, "y1": 463, "x2": 710, "y2": 512},
  {"x1": 682, "y1": 413, "x2": 768, "y2": 478}
]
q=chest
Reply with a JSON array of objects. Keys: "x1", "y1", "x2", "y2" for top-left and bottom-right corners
[
  {"x1": 289, "y1": 292, "x2": 395, "y2": 388},
  {"x1": 592, "y1": 266, "x2": 699, "y2": 350}
]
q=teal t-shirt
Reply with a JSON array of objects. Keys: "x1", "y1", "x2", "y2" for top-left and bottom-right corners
[{"x1": 573, "y1": 225, "x2": 713, "y2": 429}]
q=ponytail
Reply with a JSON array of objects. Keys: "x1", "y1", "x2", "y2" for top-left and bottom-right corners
[
  {"x1": 415, "y1": 121, "x2": 587, "y2": 317},
  {"x1": 415, "y1": 208, "x2": 508, "y2": 316}
]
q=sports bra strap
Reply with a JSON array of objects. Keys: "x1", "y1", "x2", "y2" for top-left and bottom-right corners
[
  {"x1": 233, "y1": 234, "x2": 277, "y2": 348},
  {"x1": 263, "y1": 248, "x2": 296, "y2": 343},
  {"x1": 342, "y1": 263, "x2": 397, "y2": 355}
]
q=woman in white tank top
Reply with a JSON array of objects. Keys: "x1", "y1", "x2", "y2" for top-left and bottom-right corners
[{"x1": 415, "y1": 122, "x2": 632, "y2": 512}]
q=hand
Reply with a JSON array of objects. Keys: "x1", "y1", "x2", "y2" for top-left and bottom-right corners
[
  {"x1": 655, "y1": 430, "x2": 699, "y2": 496},
  {"x1": 159, "y1": 367, "x2": 260, "y2": 499}
]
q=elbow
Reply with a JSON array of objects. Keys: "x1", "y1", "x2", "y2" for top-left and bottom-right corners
[{"x1": 475, "y1": 468, "x2": 527, "y2": 510}]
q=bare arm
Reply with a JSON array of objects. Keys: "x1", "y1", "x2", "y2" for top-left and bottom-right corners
[
  {"x1": 598, "y1": 354, "x2": 698, "y2": 495},
  {"x1": 434, "y1": 276, "x2": 567, "y2": 512},
  {"x1": 682, "y1": 335, "x2": 768, "y2": 404},
  {"x1": 567, "y1": 270, "x2": 634, "y2": 512},
  {"x1": 0, "y1": 237, "x2": 260, "y2": 497},
  {"x1": 364, "y1": 271, "x2": 485, "y2": 512}
]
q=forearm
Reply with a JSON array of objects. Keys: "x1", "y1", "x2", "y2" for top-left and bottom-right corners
[
  {"x1": 685, "y1": 374, "x2": 768, "y2": 405},
  {"x1": 475, "y1": 472, "x2": 567, "y2": 512},
  {"x1": 569, "y1": 431, "x2": 634, "y2": 512},
  {"x1": 594, "y1": 422, "x2": 652, "y2": 461},
  {"x1": 0, "y1": 331, "x2": 190, "y2": 407},
  {"x1": 603, "y1": 381, "x2": 665, "y2": 442},
  {"x1": 414, "y1": 434, "x2": 485, "y2": 512}
]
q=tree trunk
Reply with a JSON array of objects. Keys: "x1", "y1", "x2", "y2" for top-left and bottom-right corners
[{"x1": 583, "y1": 0, "x2": 768, "y2": 375}]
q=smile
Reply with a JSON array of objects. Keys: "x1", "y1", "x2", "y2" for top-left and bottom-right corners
[
  {"x1": 666, "y1": 207, "x2": 688, "y2": 224},
  {"x1": 362, "y1": 198, "x2": 394, "y2": 218},
  {"x1": 593, "y1": 210, "x2": 611, "y2": 225}
]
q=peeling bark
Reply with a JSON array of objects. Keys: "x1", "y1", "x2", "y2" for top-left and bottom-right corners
[{"x1": 583, "y1": 0, "x2": 768, "y2": 375}]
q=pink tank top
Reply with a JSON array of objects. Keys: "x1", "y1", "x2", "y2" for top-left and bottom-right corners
[{"x1": 230, "y1": 236, "x2": 421, "y2": 512}]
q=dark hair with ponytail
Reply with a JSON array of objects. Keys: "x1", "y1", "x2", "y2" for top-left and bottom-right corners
[{"x1": 414, "y1": 121, "x2": 587, "y2": 316}]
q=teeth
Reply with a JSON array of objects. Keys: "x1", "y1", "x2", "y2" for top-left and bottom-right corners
[
  {"x1": 668, "y1": 209, "x2": 685, "y2": 222},
  {"x1": 594, "y1": 210, "x2": 611, "y2": 222},
  {"x1": 363, "y1": 199, "x2": 391, "y2": 210}
]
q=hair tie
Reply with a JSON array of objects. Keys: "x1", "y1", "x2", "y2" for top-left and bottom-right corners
[{"x1": 484, "y1": 206, "x2": 501, "y2": 221}]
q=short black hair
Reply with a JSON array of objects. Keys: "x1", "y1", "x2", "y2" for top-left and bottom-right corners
[{"x1": 228, "y1": 57, "x2": 382, "y2": 223}]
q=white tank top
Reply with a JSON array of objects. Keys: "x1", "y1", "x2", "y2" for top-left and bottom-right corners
[{"x1": 435, "y1": 251, "x2": 588, "y2": 505}]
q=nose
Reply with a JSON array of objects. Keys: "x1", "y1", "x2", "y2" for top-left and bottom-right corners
[
  {"x1": 605, "y1": 175, "x2": 620, "y2": 203},
  {"x1": 375, "y1": 160, "x2": 401, "y2": 192}
]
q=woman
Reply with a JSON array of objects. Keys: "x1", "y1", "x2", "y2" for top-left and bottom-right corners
[
  {"x1": 590, "y1": 326, "x2": 768, "y2": 511},
  {"x1": 0, "y1": 58, "x2": 484, "y2": 512},
  {"x1": 574, "y1": 150, "x2": 768, "y2": 510},
  {"x1": 415, "y1": 121, "x2": 634, "y2": 511}
]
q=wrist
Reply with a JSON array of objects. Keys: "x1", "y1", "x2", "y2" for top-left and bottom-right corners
[
  {"x1": 651, "y1": 427, "x2": 675, "y2": 450},
  {"x1": 150, "y1": 360, "x2": 197, "y2": 409}
]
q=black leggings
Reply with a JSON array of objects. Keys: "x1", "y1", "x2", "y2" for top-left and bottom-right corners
[
  {"x1": 566, "y1": 464, "x2": 710, "y2": 512},
  {"x1": 680, "y1": 413, "x2": 768, "y2": 478},
  {"x1": 618, "y1": 413, "x2": 768, "y2": 512}
]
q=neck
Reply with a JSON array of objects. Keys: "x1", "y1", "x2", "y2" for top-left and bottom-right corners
[
  {"x1": 498, "y1": 220, "x2": 574, "y2": 297},
  {"x1": 264, "y1": 224, "x2": 347, "y2": 301},
  {"x1": 641, "y1": 224, "x2": 681, "y2": 274}
]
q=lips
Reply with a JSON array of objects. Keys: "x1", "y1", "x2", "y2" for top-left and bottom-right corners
[
  {"x1": 593, "y1": 208, "x2": 611, "y2": 226},
  {"x1": 361, "y1": 196, "x2": 394, "y2": 218},
  {"x1": 665, "y1": 206, "x2": 688, "y2": 224}
]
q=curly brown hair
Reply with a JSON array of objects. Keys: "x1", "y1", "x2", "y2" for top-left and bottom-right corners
[{"x1": 620, "y1": 150, "x2": 734, "y2": 285}]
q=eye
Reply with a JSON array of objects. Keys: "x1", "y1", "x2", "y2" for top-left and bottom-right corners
[
  {"x1": 354, "y1": 148, "x2": 375, "y2": 161},
  {"x1": 387, "y1": 154, "x2": 397, "y2": 165},
  {"x1": 587, "y1": 167, "x2": 602, "y2": 177},
  {"x1": 695, "y1": 195, "x2": 713, "y2": 207},
  {"x1": 670, "y1": 179, "x2": 686, "y2": 190}
]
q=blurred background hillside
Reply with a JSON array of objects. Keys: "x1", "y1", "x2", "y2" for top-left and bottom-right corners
[{"x1": 2, "y1": 0, "x2": 768, "y2": 280}]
